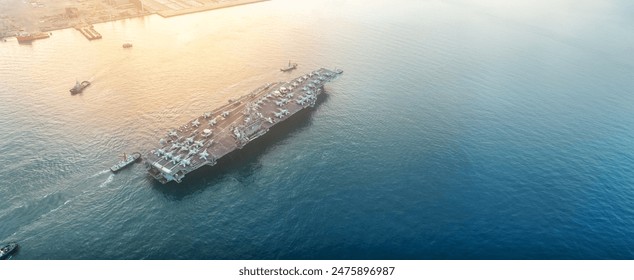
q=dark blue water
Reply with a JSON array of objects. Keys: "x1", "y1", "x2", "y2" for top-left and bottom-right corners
[{"x1": 1, "y1": 0, "x2": 634, "y2": 259}]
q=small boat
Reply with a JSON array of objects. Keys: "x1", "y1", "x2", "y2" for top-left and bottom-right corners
[
  {"x1": 335, "y1": 68, "x2": 343, "y2": 74},
  {"x1": 0, "y1": 242, "x2": 18, "y2": 260},
  {"x1": 110, "y1": 152, "x2": 141, "y2": 173},
  {"x1": 122, "y1": 43, "x2": 133, "y2": 48},
  {"x1": 280, "y1": 61, "x2": 298, "y2": 72},
  {"x1": 70, "y1": 80, "x2": 91, "y2": 94}
]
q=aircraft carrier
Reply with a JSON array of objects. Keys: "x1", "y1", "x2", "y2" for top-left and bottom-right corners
[{"x1": 145, "y1": 67, "x2": 342, "y2": 183}]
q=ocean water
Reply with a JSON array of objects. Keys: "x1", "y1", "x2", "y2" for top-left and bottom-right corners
[{"x1": 1, "y1": 0, "x2": 634, "y2": 259}]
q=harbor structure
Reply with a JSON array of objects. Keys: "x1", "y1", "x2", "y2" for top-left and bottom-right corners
[{"x1": 75, "y1": 25, "x2": 102, "y2": 40}]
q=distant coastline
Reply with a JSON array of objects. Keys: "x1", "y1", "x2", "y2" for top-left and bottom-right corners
[
  {"x1": 1, "y1": 0, "x2": 269, "y2": 39},
  {"x1": 156, "y1": 0, "x2": 269, "y2": 18}
]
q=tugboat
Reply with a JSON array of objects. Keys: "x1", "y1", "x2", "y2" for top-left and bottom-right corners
[
  {"x1": 70, "y1": 80, "x2": 91, "y2": 94},
  {"x1": 0, "y1": 242, "x2": 18, "y2": 260},
  {"x1": 122, "y1": 43, "x2": 133, "y2": 48},
  {"x1": 110, "y1": 152, "x2": 141, "y2": 173},
  {"x1": 280, "y1": 61, "x2": 298, "y2": 72}
]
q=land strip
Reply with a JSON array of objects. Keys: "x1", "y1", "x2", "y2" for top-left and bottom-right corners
[{"x1": 0, "y1": 0, "x2": 268, "y2": 39}]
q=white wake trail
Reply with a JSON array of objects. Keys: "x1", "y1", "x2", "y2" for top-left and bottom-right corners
[
  {"x1": 88, "y1": 169, "x2": 110, "y2": 178},
  {"x1": 98, "y1": 174, "x2": 114, "y2": 188}
]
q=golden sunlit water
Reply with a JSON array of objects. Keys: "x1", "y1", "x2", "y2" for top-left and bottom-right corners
[{"x1": 2, "y1": 0, "x2": 634, "y2": 259}]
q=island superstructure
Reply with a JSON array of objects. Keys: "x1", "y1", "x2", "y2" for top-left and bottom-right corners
[{"x1": 145, "y1": 68, "x2": 342, "y2": 184}]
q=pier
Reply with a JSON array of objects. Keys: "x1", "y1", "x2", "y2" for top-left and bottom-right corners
[
  {"x1": 75, "y1": 25, "x2": 102, "y2": 40},
  {"x1": 145, "y1": 68, "x2": 342, "y2": 184}
]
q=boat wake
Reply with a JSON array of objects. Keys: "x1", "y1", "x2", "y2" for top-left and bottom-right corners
[
  {"x1": 45, "y1": 200, "x2": 70, "y2": 215},
  {"x1": 4, "y1": 170, "x2": 118, "y2": 244},
  {"x1": 98, "y1": 174, "x2": 114, "y2": 188},
  {"x1": 0, "y1": 193, "x2": 70, "y2": 241},
  {"x1": 88, "y1": 169, "x2": 110, "y2": 178}
]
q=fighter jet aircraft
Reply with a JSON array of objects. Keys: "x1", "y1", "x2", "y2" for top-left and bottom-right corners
[
  {"x1": 199, "y1": 150, "x2": 209, "y2": 161},
  {"x1": 180, "y1": 158, "x2": 191, "y2": 167},
  {"x1": 186, "y1": 137, "x2": 194, "y2": 144},
  {"x1": 222, "y1": 111, "x2": 230, "y2": 118},
  {"x1": 170, "y1": 155, "x2": 181, "y2": 164},
  {"x1": 171, "y1": 155, "x2": 181, "y2": 165},
  {"x1": 168, "y1": 130, "x2": 178, "y2": 137},
  {"x1": 274, "y1": 109, "x2": 289, "y2": 118},
  {"x1": 170, "y1": 142, "x2": 180, "y2": 150},
  {"x1": 192, "y1": 119, "x2": 200, "y2": 127},
  {"x1": 195, "y1": 140, "x2": 205, "y2": 147},
  {"x1": 203, "y1": 112, "x2": 212, "y2": 119}
]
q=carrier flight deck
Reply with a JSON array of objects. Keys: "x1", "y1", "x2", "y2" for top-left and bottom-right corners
[{"x1": 145, "y1": 68, "x2": 342, "y2": 183}]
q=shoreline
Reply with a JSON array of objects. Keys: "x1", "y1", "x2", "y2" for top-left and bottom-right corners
[
  {"x1": 157, "y1": 0, "x2": 269, "y2": 18},
  {"x1": 2, "y1": 0, "x2": 269, "y2": 39},
  {"x1": 39, "y1": 12, "x2": 152, "y2": 33}
]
